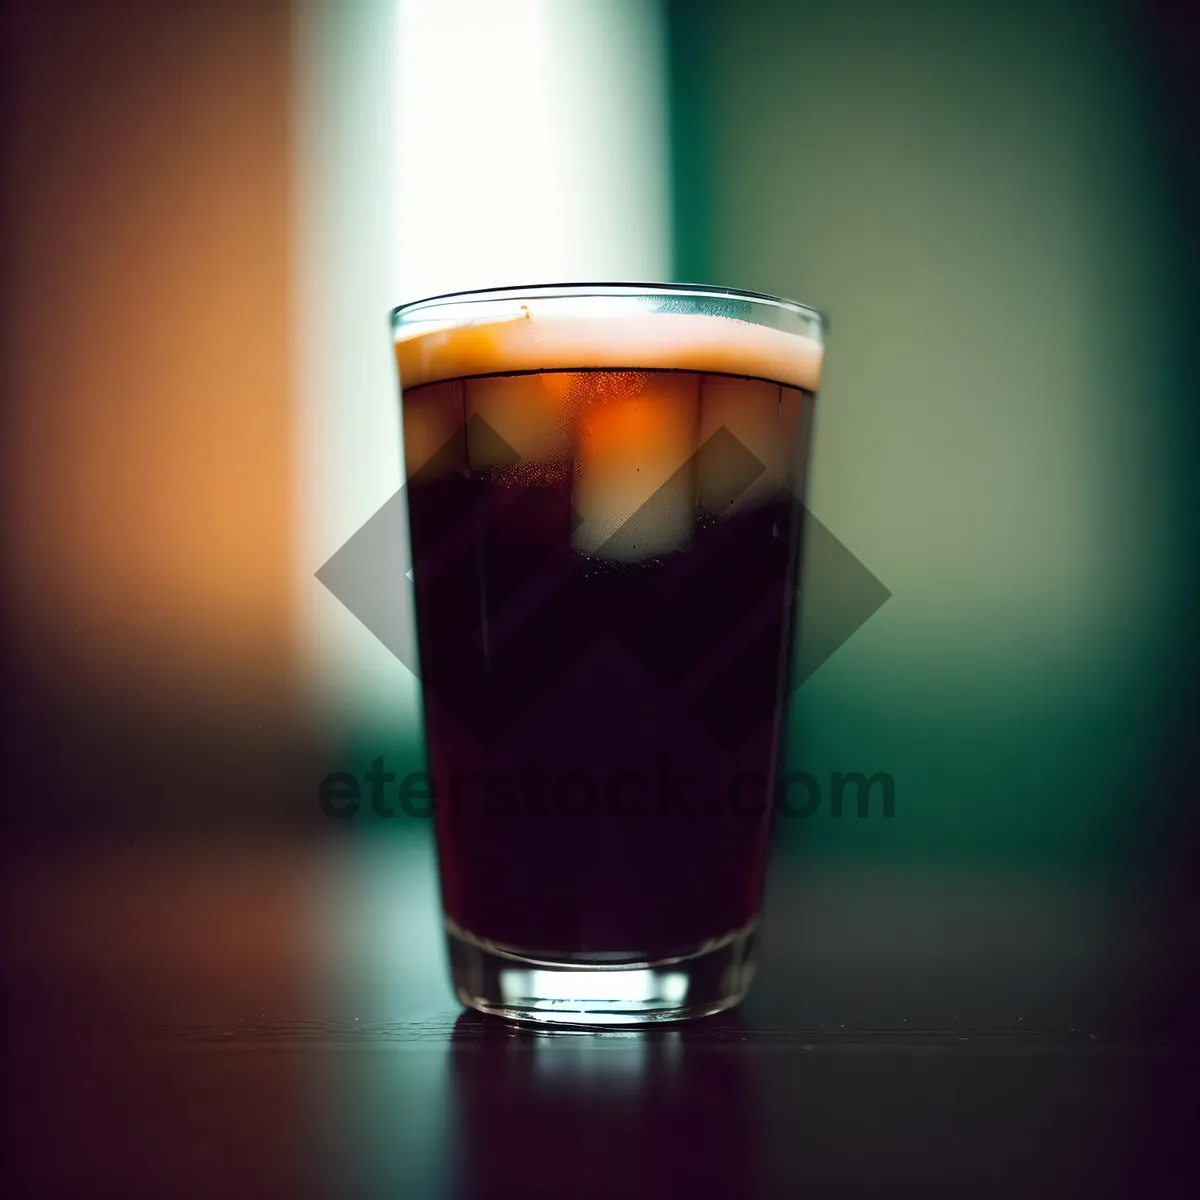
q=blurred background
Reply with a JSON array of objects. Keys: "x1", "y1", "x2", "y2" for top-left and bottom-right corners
[{"x1": 2, "y1": 0, "x2": 1198, "y2": 1191}]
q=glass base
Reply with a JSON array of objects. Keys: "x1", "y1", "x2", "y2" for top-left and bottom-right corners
[{"x1": 445, "y1": 920, "x2": 758, "y2": 1027}]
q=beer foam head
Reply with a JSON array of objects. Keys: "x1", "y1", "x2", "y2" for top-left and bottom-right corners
[{"x1": 395, "y1": 308, "x2": 823, "y2": 393}]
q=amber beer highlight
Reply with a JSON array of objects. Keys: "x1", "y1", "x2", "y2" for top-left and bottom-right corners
[{"x1": 393, "y1": 285, "x2": 824, "y2": 1024}]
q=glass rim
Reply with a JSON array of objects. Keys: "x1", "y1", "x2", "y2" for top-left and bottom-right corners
[{"x1": 390, "y1": 281, "x2": 827, "y2": 329}]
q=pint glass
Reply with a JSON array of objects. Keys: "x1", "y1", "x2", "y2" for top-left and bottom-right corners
[{"x1": 393, "y1": 284, "x2": 825, "y2": 1024}]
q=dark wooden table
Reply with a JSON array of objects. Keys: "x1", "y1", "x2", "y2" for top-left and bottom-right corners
[{"x1": 4, "y1": 834, "x2": 1196, "y2": 1198}]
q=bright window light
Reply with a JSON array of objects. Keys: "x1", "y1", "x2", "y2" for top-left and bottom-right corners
[{"x1": 395, "y1": 0, "x2": 671, "y2": 300}]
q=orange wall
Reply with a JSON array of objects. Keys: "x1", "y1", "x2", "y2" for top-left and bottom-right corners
[{"x1": 3, "y1": 0, "x2": 296, "y2": 732}]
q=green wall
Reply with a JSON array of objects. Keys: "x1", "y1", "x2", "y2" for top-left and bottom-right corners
[{"x1": 668, "y1": 0, "x2": 1186, "y2": 867}]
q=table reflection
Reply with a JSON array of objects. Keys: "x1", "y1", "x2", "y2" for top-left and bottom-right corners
[{"x1": 445, "y1": 1011, "x2": 764, "y2": 1198}]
